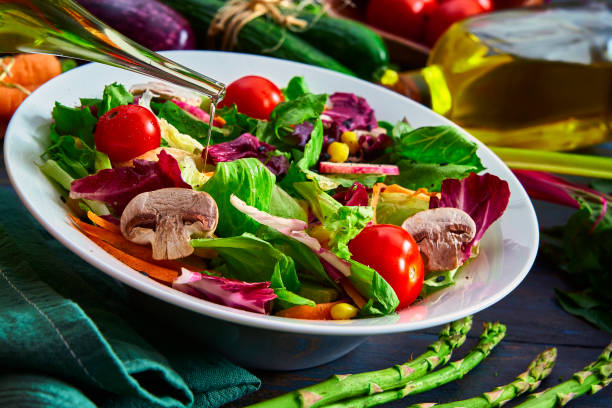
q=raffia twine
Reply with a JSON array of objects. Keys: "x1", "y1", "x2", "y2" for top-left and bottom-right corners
[
  {"x1": 0, "y1": 57, "x2": 31, "y2": 95},
  {"x1": 207, "y1": 0, "x2": 328, "y2": 53}
]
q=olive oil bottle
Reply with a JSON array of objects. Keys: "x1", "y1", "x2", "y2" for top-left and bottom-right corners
[{"x1": 390, "y1": 1, "x2": 612, "y2": 151}]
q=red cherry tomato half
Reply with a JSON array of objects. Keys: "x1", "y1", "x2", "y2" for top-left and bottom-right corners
[
  {"x1": 94, "y1": 104, "x2": 161, "y2": 162},
  {"x1": 218, "y1": 75, "x2": 284, "y2": 120},
  {"x1": 426, "y1": 0, "x2": 488, "y2": 47},
  {"x1": 366, "y1": 0, "x2": 438, "y2": 42},
  {"x1": 348, "y1": 224, "x2": 424, "y2": 309}
]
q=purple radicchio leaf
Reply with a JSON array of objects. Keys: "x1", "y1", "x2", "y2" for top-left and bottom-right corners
[
  {"x1": 293, "y1": 122, "x2": 314, "y2": 147},
  {"x1": 333, "y1": 182, "x2": 369, "y2": 207},
  {"x1": 202, "y1": 133, "x2": 289, "y2": 176},
  {"x1": 429, "y1": 172, "x2": 510, "y2": 260},
  {"x1": 70, "y1": 150, "x2": 191, "y2": 213},
  {"x1": 358, "y1": 130, "x2": 392, "y2": 160},
  {"x1": 173, "y1": 268, "x2": 276, "y2": 314}
]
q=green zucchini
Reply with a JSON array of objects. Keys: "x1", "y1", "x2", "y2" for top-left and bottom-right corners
[
  {"x1": 295, "y1": 11, "x2": 390, "y2": 80},
  {"x1": 161, "y1": 0, "x2": 354, "y2": 76}
]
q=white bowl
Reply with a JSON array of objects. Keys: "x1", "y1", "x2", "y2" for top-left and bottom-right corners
[{"x1": 5, "y1": 51, "x2": 538, "y2": 370}]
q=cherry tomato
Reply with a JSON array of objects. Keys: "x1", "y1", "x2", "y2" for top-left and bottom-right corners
[
  {"x1": 492, "y1": 0, "x2": 541, "y2": 8},
  {"x1": 218, "y1": 75, "x2": 284, "y2": 120},
  {"x1": 348, "y1": 224, "x2": 424, "y2": 309},
  {"x1": 94, "y1": 105, "x2": 160, "y2": 162},
  {"x1": 366, "y1": 0, "x2": 438, "y2": 42},
  {"x1": 425, "y1": 0, "x2": 490, "y2": 47}
]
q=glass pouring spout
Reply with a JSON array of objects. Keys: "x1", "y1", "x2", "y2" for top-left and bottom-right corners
[{"x1": 0, "y1": 0, "x2": 226, "y2": 102}]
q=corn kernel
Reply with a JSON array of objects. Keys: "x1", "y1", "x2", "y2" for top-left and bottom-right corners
[
  {"x1": 331, "y1": 302, "x2": 359, "y2": 320},
  {"x1": 327, "y1": 142, "x2": 349, "y2": 163},
  {"x1": 340, "y1": 131, "x2": 360, "y2": 155}
]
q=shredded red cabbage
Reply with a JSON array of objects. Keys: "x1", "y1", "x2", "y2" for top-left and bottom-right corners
[{"x1": 322, "y1": 93, "x2": 378, "y2": 134}]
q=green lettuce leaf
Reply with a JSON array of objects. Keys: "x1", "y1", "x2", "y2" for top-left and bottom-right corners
[
  {"x1": 349, "y1": 260, "x2": 399, "y2": 316},
  {"x1": 202, "y1": 158, "x2": 275, "y2": 237},
  {"x1": 294, "y1": 181, "x2": 373, "y2": 259},
  {"x1": 156, "y1": 101, "x2": 227, "y2": 145},
  {"x1": 296, "y1": 118, "x2": 323, "y2": 171},
  {"x1": 282, "y1": 76, "x2": 310, "y2": 101},
  {"x1": 270, "y1": 185, "x2": 308, "y2": 222},
  {"x1": 256, "y1": 226, "x2": 336, "y2": 287},
  {"x1": 216, "y1": 104, "x2": 259, "y2": 140},
  {"x1": 42, "y1": 132, "x2": 96, "y2": 179},
  {"x1": 386, "y1": 125, "x2": 485, "y2": 191},
  {"x1": 79, "y1": 98, "x2": 102, "y2": 113},
  {"x1": 270, "y1": 93, "x2": 327, "y2": 135},
  {"x1": 375, "y1": 192, "x2": 429, "y2": 226},
  {"x1": 99, "y1": 82, "x2": 134, "y2": 116},
  {"x1": 420, "y1": 267, "x2": 461, "y2": 298},
  {"x1": 190, "y1": 233, "x2": 312, "y2": 308},
  {"x1": 52, "y1": 103, "x2": 97, "y2": 147}
]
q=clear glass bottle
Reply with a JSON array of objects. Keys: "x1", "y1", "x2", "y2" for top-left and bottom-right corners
[{"x1": 389, "y1": 1, "x2": 612, "y2": 151}]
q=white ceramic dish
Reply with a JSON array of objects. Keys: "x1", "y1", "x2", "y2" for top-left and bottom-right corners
[{"x1": 5, "y1": 51, "x2": 538, "y2": 370}]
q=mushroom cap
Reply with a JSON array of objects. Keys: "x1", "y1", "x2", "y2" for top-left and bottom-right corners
[
  {"x1": 129, "y1": 81, "x2": 203, "y2": 107},
  {"x1": 401, "y1": 207, "x2": 476, "y2": 272},
  {"x1": 120, "y1": 188, "x2": 218, "y2": 260}
]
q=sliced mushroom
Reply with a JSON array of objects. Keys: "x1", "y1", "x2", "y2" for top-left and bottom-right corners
[
  {"x1": 129, "y1": 81, "x2": 203, "y2": 107},
  {"x1": 120, "y1": 188, "x2": 218, "y2": 260},
  {"x1": 401, "y1": 208, "x2": 476, "y2": 271}
]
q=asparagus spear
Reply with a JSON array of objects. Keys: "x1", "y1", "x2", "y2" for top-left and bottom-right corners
[
  {"x1": 246, "y1": 316, "x2": 473, "y2": 408},
  {"x1": 407, "y1": 348, "x2": 557, "y2": 408},
  {"x1": 323, "y1": 322, "x2": 506, "y2": 408},
  {"x1": 513, "y1": 341, "x2": 612, "y2": 408}
]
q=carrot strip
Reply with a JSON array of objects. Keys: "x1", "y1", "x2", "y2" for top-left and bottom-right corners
[
  {"x1": 370, "y1": 182, "x2": 387, "y2": 225},
  {"x1": 275, "y1": 301, "x2": 343, "y2": 320},
  {"x1": 340, "y1": 278, "x2": 367, "y2": 309},
  {"x1": 87, "y1": 235, "x2": 178, "y2": 284},
  {"x1": 87, "y1": 211, "x2": 121, "y2": 233},
  {"x1": 69, "y1": 214, "x2": 191, "y2": 271}
]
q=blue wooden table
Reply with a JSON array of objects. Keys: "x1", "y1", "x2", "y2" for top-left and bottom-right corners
[{"x1": 227, "y1": 200, "x2": 612, "y2": 407}]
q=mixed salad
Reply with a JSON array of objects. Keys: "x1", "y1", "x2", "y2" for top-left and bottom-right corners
[{"x1": 40, "y1": 75, "x2": 510, "y2": 320}]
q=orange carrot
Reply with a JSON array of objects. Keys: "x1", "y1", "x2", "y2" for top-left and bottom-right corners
[
  {"x1": 87, "y1": 234, "x2": 178, "y2": 284},
  {"x1": 275, "y1": 301, "x2": 343, "y2": 320},
  {"x1": 370, "y1": 182, "x2": 387, "y2": 225},
  {"x1": 87, "y1": 211, "x2": 121, "y2": 233},
  {"x1": 340, "y1": 278, "x2": 367, "y2": 309},
  {"x1": 69, "y1": 214, "x2": 191, "y2": 271}
]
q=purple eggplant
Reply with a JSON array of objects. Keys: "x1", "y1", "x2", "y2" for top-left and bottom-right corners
[{"x1": 77, "y1": 0, "x2": 196, "y2": 51}]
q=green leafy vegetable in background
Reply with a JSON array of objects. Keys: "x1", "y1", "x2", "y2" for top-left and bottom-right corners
[
  {"x1": 296, "y1": 118, "x2": 323, "y2": 170},
  {"x1": 269, "y1": 185, "x2": 308, "y2": 222},
  {"x1": 202, "y1": 158, "x2": 276, "y2": 237},
  {"x1": 386, "y1": 126, "x2": 484, "y2": 191},
  {"x1": 543, "y1": 196, "x2": 612, "y2": 333},
  {"x1": 99, "y1": 82, "x2": 134, "y2": 116},
  {"x1": 216, "y1": 104, "x2": 258, "y2": 140}
]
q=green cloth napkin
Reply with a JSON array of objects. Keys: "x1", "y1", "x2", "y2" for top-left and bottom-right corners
[{"x1": 0, "y1": 188, "x2": 260, "y2": 407}]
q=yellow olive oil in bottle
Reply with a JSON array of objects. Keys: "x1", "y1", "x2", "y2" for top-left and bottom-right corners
[{"x1": 390, "y1": 1, "x2": 612, "y2": 151}]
